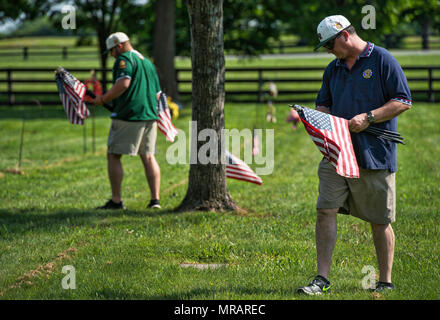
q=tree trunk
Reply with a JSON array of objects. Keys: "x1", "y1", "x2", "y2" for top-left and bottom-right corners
[
  {"x1": 421, "y1": 19, "x2": 430, "y2": 50},
  {"x1": 98, "y1": 32, "x2": 108, "y2": 92},
  {"x1": 177, "y1": 0, "x2": 236, "y2": 212},
  {"x1": 153, "y1": 0, "x2": 181, "y2": 103}
]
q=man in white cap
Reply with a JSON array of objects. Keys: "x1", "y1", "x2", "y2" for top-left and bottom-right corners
[
  {"x1": 93, "y1": 32, "x2": 162, "y2": 210},
  {"x1": 296, "y1": 15, "x2": 412, "y2": 295}
]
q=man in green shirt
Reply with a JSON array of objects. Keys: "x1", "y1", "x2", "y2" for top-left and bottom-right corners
[{"x1": 93, "y1": 32, "x2": 162, "y2": 209}]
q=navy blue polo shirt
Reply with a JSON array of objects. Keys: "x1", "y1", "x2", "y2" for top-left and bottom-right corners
[{"x1": 316, "y1": 42, "x2": 412, "y2": 172}]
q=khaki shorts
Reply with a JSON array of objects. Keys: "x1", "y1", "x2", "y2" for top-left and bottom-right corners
[
  {"x1": 317, "y1": 158, "x2": 396, "y2": 224},
  {"x1": 107, "y1": 119, "x2": 157, "y2": 155}
]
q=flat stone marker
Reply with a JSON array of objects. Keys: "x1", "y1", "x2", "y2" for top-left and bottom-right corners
[{"x1": 179, "y1": 263, "x2": 228, "y2": 270}]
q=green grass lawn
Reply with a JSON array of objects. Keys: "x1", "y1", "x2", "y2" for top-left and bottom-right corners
[{"x1": 0, "y1": 101, "x2": 439, "y2": 300}]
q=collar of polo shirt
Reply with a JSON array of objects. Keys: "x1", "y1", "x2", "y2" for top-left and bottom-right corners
[{"x1": 336, "y1": 42, "x2": 375, "y2": 66}]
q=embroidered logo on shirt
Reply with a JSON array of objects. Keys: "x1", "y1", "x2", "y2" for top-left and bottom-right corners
[
  {"x1": 119, "y1": 60, "x2": 126, "y2": 69},
  {"x1": 362, "y1": 69, "x2": 372, "y2": 79}
]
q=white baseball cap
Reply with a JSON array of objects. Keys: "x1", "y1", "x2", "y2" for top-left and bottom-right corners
[
  {"x1": 105, "y1": 32, "x2": 130, "y2": 54},
  {"x1": 314, "y1": 15, "x2": 351, "y2": 51}
]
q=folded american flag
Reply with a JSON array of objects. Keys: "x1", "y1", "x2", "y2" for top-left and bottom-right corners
[
  {"x1": 291, "y1": 104, "x2": 359, "y2": 179},
  {"x1": 226, "y1": 150, "x2": 262, "y2": 185},
  {"x1": 157, "y1": 92, "x2": 178, "y2": 142},
  {"x1": 55, "y1": 67, "x2": 90, "y2": 125}
]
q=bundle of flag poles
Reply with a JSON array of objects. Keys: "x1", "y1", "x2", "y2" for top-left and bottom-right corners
[
  {"x1": 364, "y1": 126, "x2": 405, "y2": 144},
  {"x1": 290, "y1": 104, "x2": 405, "y2": 145}
]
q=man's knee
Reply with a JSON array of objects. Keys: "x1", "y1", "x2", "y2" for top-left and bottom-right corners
[
  {"x1": 140, "y1": 153, "x2": 155, "y2": 162},
  {"x1": 108, "y1": 153, "x2": 122, "y2": 160},
  {"x1": 317, "y1": 208, "x2": 339, "y2": 216},
  {"x1": 371, "y1": 223, "x2": 393, "y2": 235}
]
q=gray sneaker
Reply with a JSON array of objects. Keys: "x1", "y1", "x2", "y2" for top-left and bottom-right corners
[{"x1": 296, "y1": 275, "x2": 331, "y2": 295}]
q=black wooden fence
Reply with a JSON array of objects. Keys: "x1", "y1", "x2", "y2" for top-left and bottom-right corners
[
  {"x1": 0, "y1": 66, "x2": 439, "y2": 106},
  {"x1": 0, "y1": 46, "x2": 97, "y2": 60}
]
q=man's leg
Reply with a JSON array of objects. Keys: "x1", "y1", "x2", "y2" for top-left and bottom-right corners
[
  {"x1": 108, "y1": 153, "x2": 123, "y2": 203},
  {"x1": 371, "y1": 223, "x2": 395, "y2": 283},
  {"x1": 140, "y1": 154, "x2": 160, "y2": 200},
  {"x1": 316, "y1": 208, "x2": 338, "y2": 279}
]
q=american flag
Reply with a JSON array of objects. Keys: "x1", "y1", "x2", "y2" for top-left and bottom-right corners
[
  {"x1": 55, "y1": 68, "x2": 90, "y2": 125},
  {"x1": 293, "y1": 105, "x2": 359, "y2": 178},
  {"x1": 157, "y1": 92, "x2": 178, "y2": 142},
  {"x1": 226, "y1": 150, "x2": 262, "y2": 185}
]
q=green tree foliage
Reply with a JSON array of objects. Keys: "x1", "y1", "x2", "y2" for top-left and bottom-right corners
[
  {"x1": 400, "y1": 0, "x2": 440, "y2": 49},
  {"x1": 0, "y1": 0, "x2": 50, "y2": 22},
  {"x1": 120, "y1": 0, "x2": 287, "y2": 57},
  {"x1": 279, "y1": 0, "x2": 414, "y2": 48}
]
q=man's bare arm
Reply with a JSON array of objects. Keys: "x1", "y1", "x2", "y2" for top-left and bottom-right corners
[
  {"x1": 349, "y1": 100, "x2": 411, "y2": 133},
  {"x1": 92, "y1": 77, "x2": 131, "y2": 105}
]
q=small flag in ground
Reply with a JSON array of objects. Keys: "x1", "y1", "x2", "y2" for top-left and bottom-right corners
[
  {"x1": 292, "y1": 104, "x2": 359, "y2": 178},
  {"x1": 225, "y1": 150, "x2": 262, "y2": 185},
  {"x1": 252, "y1": 127, "x2": 260, "y2": 156},
  {"x1": 157, "y1": 92, "x2": 178, "y2": 142},
  {"x1": 55, "y1": 68, "x2": 90, "y2": 125}
]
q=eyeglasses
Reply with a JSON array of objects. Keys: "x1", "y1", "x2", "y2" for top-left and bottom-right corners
[{"x1": 323, "y1": 32, "x2": 343, "y2": 50}]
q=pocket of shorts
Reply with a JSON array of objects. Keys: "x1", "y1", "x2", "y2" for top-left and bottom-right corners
[{"x1": 111, "y1": 119, "x2": 120, "y2": 131}]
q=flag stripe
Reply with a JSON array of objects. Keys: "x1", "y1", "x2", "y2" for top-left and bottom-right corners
[
  {"x1": 226, "y1": 173, "x2": 262, "y2": 185},
  {"x1": 332, "y1": 116, "x2": 348, "y2": 176}
]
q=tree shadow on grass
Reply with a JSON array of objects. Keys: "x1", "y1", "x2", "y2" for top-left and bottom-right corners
[
  {"x1": 0, "y1": 106, "x2": 193, "y2": 121},
  {"x1": 88, "y1": 286, "x2": 299, "y2": 300},
  {"x1": 0, "y1": 207, "x2": 180, "y2": 236},
  {"x1": 0, "y1": 106, "x2": 113, "y2": 120}
]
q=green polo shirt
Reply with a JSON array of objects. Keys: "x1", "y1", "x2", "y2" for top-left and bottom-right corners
[{"x1": 111, "y1": 50, "x2": 161, "y2": 121}]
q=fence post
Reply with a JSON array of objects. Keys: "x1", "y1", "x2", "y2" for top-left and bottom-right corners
[
  {"x1": 175, "y1": 68, "x2": 179, "y2": 98},
  {"x1": 428, "y1": 68, "x2": 434, "y2": 102},
  {"x1": 23, "y1": 47, "x2": 28, "y2": 60},
  {"x1": 62, "y1": 47, "x2": 68, "y2": 60},
  {"x1": 7, "y1": 69, "x2": 13, "y2": 107},
  {"x1": 101, "y1": 69, "x2": 107, "y2": 93},
  {"x1": 257, "y1": 69, "x2": 264, "y2": 103}
]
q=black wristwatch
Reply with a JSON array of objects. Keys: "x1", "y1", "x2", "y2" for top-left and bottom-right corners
[{"x1": 367, "y1": 111, "x2": 375, "y2": 124}]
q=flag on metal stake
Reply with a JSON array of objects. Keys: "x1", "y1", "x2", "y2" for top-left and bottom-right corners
[
  {"x1": 157, "y1": 92, "x2": 178, "y2": 142},
  {"x1": 226, "y1": 150, "x2": 262, "y2": 185},
  {"x1": 252, "y1": 127, "x2": 260, "y2": 156}
]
